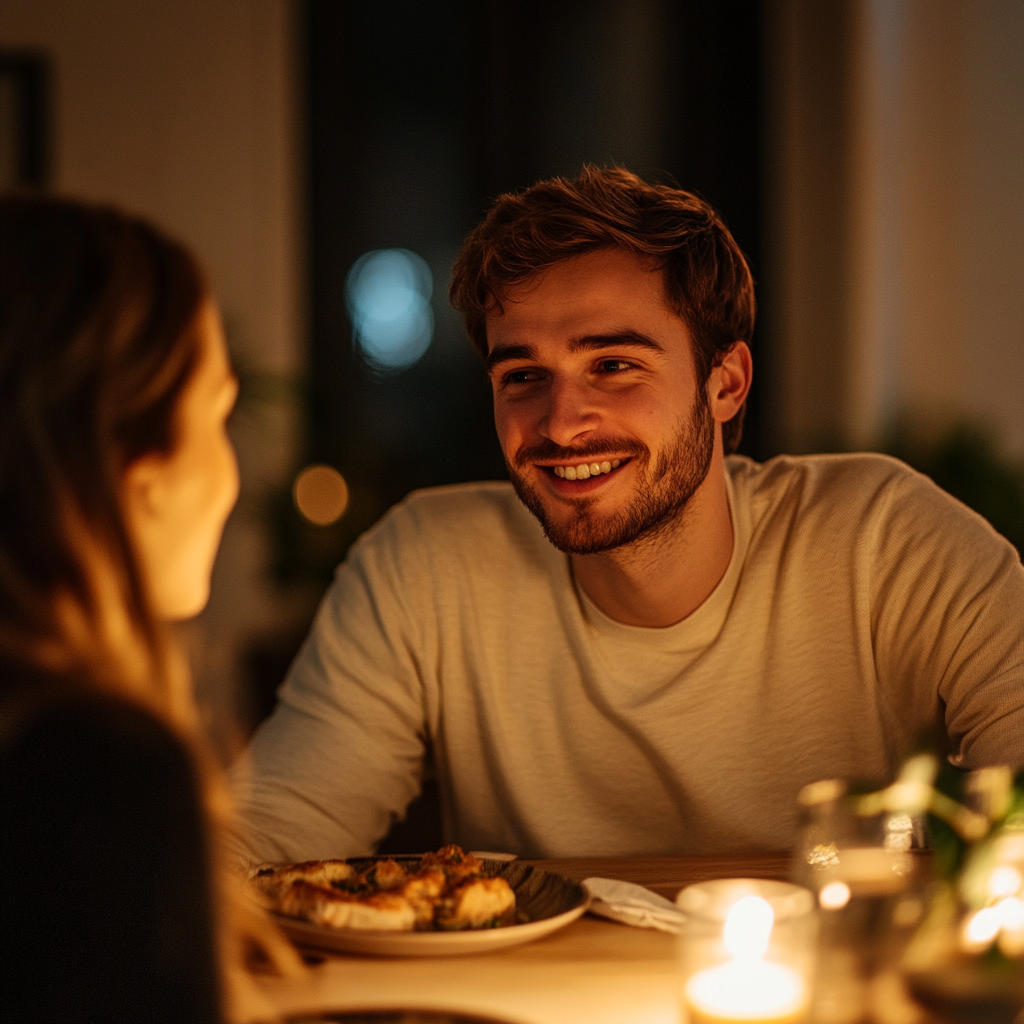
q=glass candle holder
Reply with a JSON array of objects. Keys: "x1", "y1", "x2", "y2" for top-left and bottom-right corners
[{"x1": 677, "y1": 878, "x2": 816, "y2": 1024}]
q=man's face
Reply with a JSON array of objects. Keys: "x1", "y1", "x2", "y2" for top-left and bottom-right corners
[{"x1": 486, "y1": 247, "x2": 716, "y2": 555}]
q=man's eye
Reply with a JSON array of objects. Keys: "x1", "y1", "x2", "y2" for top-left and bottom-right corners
[
  {"x1": 501, "y1": 368, "x2": 542, "y2": 386},
  {"x1": 597, "y1": 359, "x2": 634, "y2": 374}
]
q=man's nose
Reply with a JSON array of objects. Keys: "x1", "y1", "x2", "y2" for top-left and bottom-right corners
[{"x1": 537, "y1": 376, "x2": 601, "y2": 446}]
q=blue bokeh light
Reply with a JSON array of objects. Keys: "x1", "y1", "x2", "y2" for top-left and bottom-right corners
[{"x1": 346, "y1": 249, "x2": 433, "y2": 371}]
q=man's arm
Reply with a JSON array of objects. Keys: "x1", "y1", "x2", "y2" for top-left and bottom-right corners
[
  {"x1": 231, "y1": 503, "x2": 436, "y2": 863},
  {"x1": 870, "y1": 467, "x2": 1024, "y2": 769}
]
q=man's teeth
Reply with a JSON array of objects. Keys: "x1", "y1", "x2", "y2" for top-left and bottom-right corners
[{"x1": 553, "y1": 459, "x2": 621, "y2": 480}]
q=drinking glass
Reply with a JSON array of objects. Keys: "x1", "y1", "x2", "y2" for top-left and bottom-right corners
[{"x1": 791, "y1": 780, "x2": 930, "y2": 1024}]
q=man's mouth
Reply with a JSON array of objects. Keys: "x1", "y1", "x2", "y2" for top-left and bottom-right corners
[{"x1": 547, "y1": 458, "x2": 624, "y2": 481}]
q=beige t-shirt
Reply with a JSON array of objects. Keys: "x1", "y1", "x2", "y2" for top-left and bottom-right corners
[{"x1": 231, "y1": 454, "x2": 1024, "y2": 861}]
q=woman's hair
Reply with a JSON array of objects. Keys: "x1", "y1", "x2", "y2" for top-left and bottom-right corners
[
  {"x1": 0, "y1": 192, "x2": 204, "y2": 695},
  {"x1": 0, "y1": 193, "x2": 302, "y2": 1015},
  {"x1": 450, "y1": 165, "x2": 756, "y2": 453}
]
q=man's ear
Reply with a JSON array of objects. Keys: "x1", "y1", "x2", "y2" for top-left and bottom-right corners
[{"x1": 707, "y1": 341, "x2": 752, "y2": 423}]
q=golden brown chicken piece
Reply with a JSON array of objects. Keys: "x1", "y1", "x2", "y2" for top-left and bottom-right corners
[
  {"x1": 399, "y1": 867, "x2": 448, "y2": 928},
  {"x1": 250, "y1": 859, "x2": 356, "y2": 899},
  {"x1": 277, "y1": 880, "x2": 417, "y2": 931},
  {"x1": 419, "y1": 844, "x2": 484, "y2": 883},
  {"x1": 251, "y1": 845, "x2": 516, "y2": 932},
  {"x1": 434, "y1": 876, "x2": 516, "y2": 930},
  {"x1": 358, "y1": 858, "x2": 407, "y2": 890}
]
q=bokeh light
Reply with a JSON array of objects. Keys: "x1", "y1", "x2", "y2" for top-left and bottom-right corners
[
  {"x1": 819, "y1": 882, "x2": 851, "y2": 910},
  {"x1": 345, "y1": 248, "x2": 433, "y2": 371},
  {"x1": 988, "y1": 865, "x2": 1023, "y2": 900},
  {"x1": 293, "y1": 465, "x2": 349, "y2": 526},
  {"x1": 961, "y1": 906, "x2": 1003, "y2": 951}
]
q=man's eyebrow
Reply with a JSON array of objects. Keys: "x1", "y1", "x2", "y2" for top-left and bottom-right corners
[
  {"x1": 485, "y1": 344, "x2": 535, "y2": 372},
  {"x1": 485, "y1": 331, "x2": 665, "y2": 372},
  {"x1": 568, "y1": 331, "x2": 665, "y2": 355}
]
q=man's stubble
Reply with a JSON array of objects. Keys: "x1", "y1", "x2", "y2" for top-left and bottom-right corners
[{"x1": 506, "y1": 393, "x2": 716, "y2": 556}]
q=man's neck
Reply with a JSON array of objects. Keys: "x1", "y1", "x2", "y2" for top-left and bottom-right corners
[{"x1": 569, "y1": 452, "x2": 734, "y2": 628}]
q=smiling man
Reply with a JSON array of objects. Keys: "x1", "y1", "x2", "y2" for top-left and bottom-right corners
[
  {"x1": 483, "y1": 245, "x2": 746, "y2": 629},
  {"x1": 232, "y1": 167, "x2": 1023, "y2": 862}
]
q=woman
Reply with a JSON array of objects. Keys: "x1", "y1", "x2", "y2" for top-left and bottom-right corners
[{"x1": 0, "y1": 194, "x2": 301, "y2": 1021}]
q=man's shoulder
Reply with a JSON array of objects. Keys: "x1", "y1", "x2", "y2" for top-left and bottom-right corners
[
  {"x1": 728, "y1": 450, "x2": 917, "y2": 493},
  {"x1": 727, "y1": 451, "x2": 1015, "y2": 554},
  {"x1": 727, "y1": 450, "x2": 946, "y2": 515}
]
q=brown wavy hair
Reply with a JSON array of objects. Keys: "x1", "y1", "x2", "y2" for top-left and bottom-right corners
[
  {"x1": 450, "y1": 165, "x2": 755, "y2": 453},
  {"x1": 0, "y1": 193, "x2": 301, "y2": 1019},
  {"x1": 0, "y1": 193, "x2": 205, "y2": 686}
]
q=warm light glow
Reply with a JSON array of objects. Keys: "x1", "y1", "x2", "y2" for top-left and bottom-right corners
[
  {"x1": 988, "y1": 865, "x2": 1023, "y2": 899},
  {"x1": 684, "y1": 895, "x2": 808, "y2": 1021},
  {"x1": 961, "y1": 895, "x2": 1024, "y2": 956},
  {"x1": 999, "y1": 897, "x2": 1024, "y2": 956},
  {"x1": 293, "y1": 465, "x2": 349, "y2": 526},
  {"x1": 686, "y1": 959, "x2": 806, "y2": 1021},
  {"x1": 819, "y1": 881, "x2": 851, "y2": 910},
  {"x1": 724, "y1": 896, "x2": 775, "y2": 961},
  {"x1": 962, "y1": 906, "x2": 1002, "y2": 951}
]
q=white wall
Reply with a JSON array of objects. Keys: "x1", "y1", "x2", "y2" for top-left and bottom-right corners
[
  {"x1": 769, "y1": 0, "x2": 1024, "y2": 459},
  {"x1": 0, "y1": 0, "x2": 304, "y2": 748}
]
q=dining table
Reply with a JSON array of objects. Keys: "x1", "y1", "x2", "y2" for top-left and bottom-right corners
[{"x1": 255, "y1": 852, "x2": 794, "y2": 1024}]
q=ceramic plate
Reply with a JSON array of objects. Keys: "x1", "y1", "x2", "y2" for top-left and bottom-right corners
[{"x1": 273, "y1": 858, "x2": 589, "y2": 957}]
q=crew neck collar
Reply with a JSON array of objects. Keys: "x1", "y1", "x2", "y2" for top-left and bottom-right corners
[{"x1": 575, "y1": 467, "x2": 749, "y2": 652}]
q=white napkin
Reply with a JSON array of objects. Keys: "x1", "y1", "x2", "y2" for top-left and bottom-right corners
[{"x1": 582, "y1": 876, "x2": 686, "y2": 934}]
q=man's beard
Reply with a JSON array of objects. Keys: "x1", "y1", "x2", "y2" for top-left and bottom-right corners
[{"x1": 506, "y1": 395, "x2": 716, "y2": 555}]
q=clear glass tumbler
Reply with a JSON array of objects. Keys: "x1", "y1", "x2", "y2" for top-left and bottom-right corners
[{"x1": 791, "y1": 780, "x2": 931, "y2": 1024}]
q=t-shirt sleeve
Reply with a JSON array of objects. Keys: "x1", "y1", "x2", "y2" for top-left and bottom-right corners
[
  {"x1": 0, "y1": 695, "x2": 222, "y2": 1023},
  {"x1": 869, "y1": 468, "x2": 1024, "y2": 769},
  {"x1": 230, "y1": 502, "x2": 435, "y2": 863}
]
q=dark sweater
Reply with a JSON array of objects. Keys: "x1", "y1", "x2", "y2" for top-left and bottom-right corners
[{"x1": 0, "y1": 682, "x2": 222, "y2": 1022}]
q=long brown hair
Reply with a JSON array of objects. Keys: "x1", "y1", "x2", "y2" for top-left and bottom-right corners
[
  {"x1": 450, "y1": 165, "x2": 756, "y2": 453},
  {"x1": 0, "y1": 193, "x2": 301, "y2": 1018},
  {"x1": 0, "y1": 192, "x2": 203, "y2": 698}
]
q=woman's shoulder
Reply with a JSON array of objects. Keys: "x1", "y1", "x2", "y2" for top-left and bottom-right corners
[
  {"x1": 0, "y1": 668, "x2": 186, "y2": 773},
  {"x1": 0, "y1": 667, "x2": 204, "y2": 866},
  {"x1": 0, "y1": 666, "x2": 222, "y2": 1023},
  {"x1": 0, "y1": 669, "x2": 205, "y2": 865}
]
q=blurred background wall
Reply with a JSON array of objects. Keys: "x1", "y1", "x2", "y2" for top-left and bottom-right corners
[
  {"x1": 768, "y1": 0, "x2": 1024, "y2": 459},
  {"x1": 1, "y1": 0, "x2": 1021, "y2": 757}
]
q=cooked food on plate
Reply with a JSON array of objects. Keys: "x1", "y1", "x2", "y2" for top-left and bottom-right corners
[{"x1": 250, "y1": 844, "x2": 516, "y2": 932}]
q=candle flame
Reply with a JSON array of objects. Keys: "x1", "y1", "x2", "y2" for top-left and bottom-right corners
[{"x1": 724, "y1": 895, "x2": 775, "y2": 961}]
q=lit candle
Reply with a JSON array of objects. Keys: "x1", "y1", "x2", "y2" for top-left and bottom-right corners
[{"x1": 681, "y1": 893, "x2": 810, "y2": 1024}]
